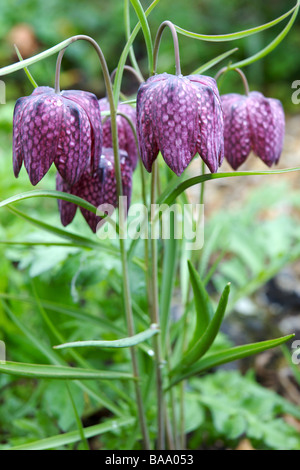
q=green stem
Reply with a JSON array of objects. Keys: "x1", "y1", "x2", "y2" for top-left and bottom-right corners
[
  {"x1": 215, "y1": 66, "x2": 250, "y2": 95},
  {"x1": 53, "y1": 34, "x2": 150, "y2": 449},
  {"x1": 124, "y1": 0, "x2": 145, "y2": 82},
  {"x1": 151, "y1": 161, "x2": 165, "y2": 449},
  {"x1": 153, "y1": 21, "x2": 181, "y2": 75}
]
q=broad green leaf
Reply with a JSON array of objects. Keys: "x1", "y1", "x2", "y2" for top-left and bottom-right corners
[
  {"x1": 158, "y1": 168, "x2": 300, "y2": 206},
  {"x1": 54, "y1": 325, "x2": 159, "y2": 350},
  {"x1": 0, "y1": 361, "x2": 134, "y2": 381},
  {"x1": 169, "y1": 334, "x2": 295, "y2": 388},
  {"x1": 192, "y1": 47, "x2": 238, "y2": 74},
  {"x1": 5, "y1": 417, "x2": 135, "y2": 450},
  {"x1": 176, "y1": 283, "x2": 230, "y2": 370},
  {"x1": 174, "y1": 2, "x2": 299, "y2": 42},
  {"x1": 187, "y1": 260, "x2": 213, "y2": 344},
  {"x1": 230, "y1": 3, "x2": 299, "y2": 69}
]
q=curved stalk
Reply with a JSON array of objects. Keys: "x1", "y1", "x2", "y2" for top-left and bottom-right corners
[
  {"x1": 153, "y1": 21, "x2": 181, "y2": 75},
  {"x1": 215, "y1": 66, "x2": 250, "y2": 96},
  {"x1": 53, "y1": 34, "x2": 150, "y2": 449}
]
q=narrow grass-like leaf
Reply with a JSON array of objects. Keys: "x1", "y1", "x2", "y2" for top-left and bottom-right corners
[
  {"x1": 0, "y1": 190, "x2": 98, "y2": 215},
  {"x1": 174, "y1": 2, "x2": 299, "y2": 42},
  {"x1": 65, "y1": 383, "x2": 89, "y2": 450},
  {"x1": 1, "y1": 299, "x2": 124, "y2": 415},
  {"x1": 192, "y1": 47, "x2": 238, "y2": 74},
  {"x1": 124, "y1": 0, "x2": 144, "y2": 81},
  {"x1": 160, "y1": 213, "x2": 178, "y2": 348},
  {"x1": 0, "y1": 38, "x2": 73, "y2": 77},
  {"x1": 6, "y1": 417, "x2": 135, "y2": 450},
  {"x1": 187, "y1": 260, "x2": 212, "y2": 343},
  {"x1": 175, "y1": 283, "x2": 230, "y2": 371},
  {"x1": 230, "y1": 3, "x2": 299, "y2": 69},
  {"x1": 129, "y1": 0, "x2": 153, "y2": 73},
  {"x1": 113, "y1": 0, "x2": 161, "y2": 104},
  {"x1": 54, "y1": 325, "x2": 159, "y2": 350},
  {"x1": 14, "y1": 45, "x2": 38, "y2": 88},
  {"x1": 169, "y1": 334, "x2": 295, "y2": 388},
  {"x1": 158, "y1": 168, "x2": 300, "y2": 206},
  {"x1": 5, "y1": 205, "x2": 116, "y2": 253},
  {"x1": 0, "y1": 361, "x2": 134, "y2": 380}
]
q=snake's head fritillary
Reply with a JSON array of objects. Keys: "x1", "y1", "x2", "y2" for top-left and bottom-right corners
[
  {"x1": 57, "y1": 148, "x2": 133, "y2": 233},
  {"x1": 99, "y1": 98, "x2": 138, "y2": 170},
  {"x1": 13, "y1": 86, "x2": 102, "y2": 186},
  {"x1": 221, "y1": 91, "x2": 285, "y2": 170},
  {"x1": 136, "y1": 73, "x2": 224, "y2": 176}
]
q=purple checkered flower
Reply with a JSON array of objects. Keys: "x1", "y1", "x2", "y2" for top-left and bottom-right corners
[
  {"x1": 13, "y1": 86, "x2": 102, "y2": 186},
  {"x1": 221, "y1": 91, "x2": 285, "y2": 170},
  {"x1": 99, "y1": 98, "x2": 138, "y2": 170},
  {"x1": 136, "y1": 73, "x2": 224, "y2": 176},
  {"x1": 57, "y1": 148, "x2": 133, "y2": 233}
]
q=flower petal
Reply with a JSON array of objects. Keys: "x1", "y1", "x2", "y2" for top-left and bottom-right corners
[
  {"x1": 192, "y1": 83, "x2": 224, "y2": 173},
  {"x1": 56, "y1": 172, "x2": 77, "y2": 227},
  {"x1": 247, "y1": 91, "x2": 284, "y2": 166},
  {"x1": 100, "y1": 99, "x2": 138, "y2": 170},
  {"x1": 136, "y1": 76, "x2": 165, "y2": 172},
  {"x1": 22, "y1": 92, "x2": 64, "y2": 185},
  {"x1": 62, "y1": 90, "x2": 102, "y2": 171},
  {"x1": 221, "y1": 93, "x2": 251, "y2": 170},
  {"x1": 12, "y1": 97, "x2": 26, "y2": 177},
  {"x1": 152, "y1": 75, "x2": 198, "y2": 176},
  {"x1": 55, "y1": 99, "x2": 91, "y2": 186}
]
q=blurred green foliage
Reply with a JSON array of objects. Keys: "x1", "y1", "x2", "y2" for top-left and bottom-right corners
[{"x1": 0, "y1": 0, "x2": 299, "y2": 108}]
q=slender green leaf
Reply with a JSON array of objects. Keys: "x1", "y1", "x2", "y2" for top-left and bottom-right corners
[
  {"x1": 0, "y1": 38, "x2": 73, "y2": 77},
  {"x1": 176, "y1": 283, "x2": 230, "y2": 370},
  {"x1": 6, "y1": 205, "x2": 116, "y2": 253},
  {"x1": 124, "y1": 0, "x2": 144, "y2": 81},
  {"x1": 113, "y1": 0, "x2": 161, "y2": 104},
  {"x1": 174, "y1": 2, "x2": 299, "y2": 42},
  {"x1": 0, "y1": 190, "x2": 98, "y2": 216},
  {"x1": 160, "y1": 213, "x2": 178, "y2": 348},
  {"x1": 230, "y1": 3, "x2": 299, "y2": 69},
  {"x1": 54, "y1": 325, "x2": 159, "y2": 350},
  {"x1": 187, "y1": 260, "x2": 212, "y2": 342},
  {"x1": 169, "y1": 334, "x2": 295, "y2": 388},
  {"x1": 5, "y1": 417, "x2": 135, "y2": 450},
  {"x1": 1, "y1": 299, "x2": 124, "y2": 415},
  {"x1": 192, "y1": 47, "x2": 238, "y2": 74},
  {"x1": 14, "y1": 45, "x2": 38, "y2": 88},
  {"x1": 65, "y1": 383, "x2": 89, "y2": 450},
  {"x1": 158, "y1": 168, "x2": 300, "y2": 206},
  {"x1": 129, "y1": 0, "x2": 153, "y2": 73},
  {"x1": 0, "y1": 361, "x2": 135, "y2": 380}
]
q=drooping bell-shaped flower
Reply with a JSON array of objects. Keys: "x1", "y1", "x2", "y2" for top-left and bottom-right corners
[
  {"x1": 221, "y1": 91, "x2": 285, "y2": 170},
  {"x1": 13, "y1": 86, "x2": 102, "y2": 186},
  {"x1": 136, "y1": 73, "x2": 224, "y2": 176},
  {"x1": 99, "y1": 98, "x2": 138, "y2": 170},
  {"x1": 57, "y1": 148, "x2": 133, "y2": 233}
]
